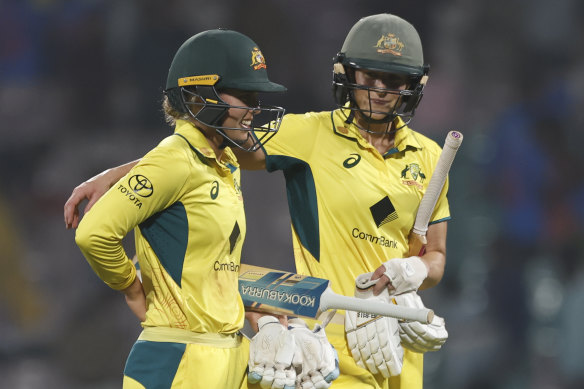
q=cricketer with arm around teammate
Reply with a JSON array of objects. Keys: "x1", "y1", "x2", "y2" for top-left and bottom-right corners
[{"x1": 65, "y1": 14, "x2": 451, "y2": 389}]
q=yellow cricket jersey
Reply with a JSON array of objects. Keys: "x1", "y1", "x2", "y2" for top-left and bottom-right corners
[
  {"x1": 262, "y1": 109, "x2": 450, "y2": 298},
  {"x1": 260, "y1": 109, "x2": 451, "y2": 388},
  {"x1": 76, "y1": 120, "x2": 246, "y2": 335}
]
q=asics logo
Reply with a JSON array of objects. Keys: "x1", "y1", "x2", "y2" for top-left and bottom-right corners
[
  {"x1": 343, "y1": 153, "x2": 361, "y2": 168},
  {"x1": 210, "y1": 180, "x2": 219, "y2": 199}
]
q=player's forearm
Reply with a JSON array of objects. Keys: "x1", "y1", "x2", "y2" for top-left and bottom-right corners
[
  {"x1": 123, "y1": 276, "x2": 146, "y2": 321},
  {"x1": 418, "y1": 221, "x2": 447, "y2": 290},
  {"x1": 419, "y1": 250, "x2": 445, "y2": 290},
  {"x1": 232, "y1": 148, "x2": 266, "y2": 170},
  {"x1": 101, "y1": 159, "x2": 140, "y2": 186}
]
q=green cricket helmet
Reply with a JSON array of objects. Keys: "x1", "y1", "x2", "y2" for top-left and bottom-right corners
[
  {"x1": 165, "y1": 29, "x2": 287, "y2": 151},
  {"x1": 332, "y1": 14, "x2": 429, "y2": 127}
]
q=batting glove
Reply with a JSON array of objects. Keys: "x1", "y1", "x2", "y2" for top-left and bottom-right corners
[
  {"x1": 383, "y1": 256, "x2": 428, "y2": 294},
  {"x1": 248, "y1": 316, "x2": 296, "y2": 389},
  {"x1": 345, "y1": 284, "x2": 403, "y2": 378},
  {"x1": 289, "y1": 318, "x2": 339, "y2": 389},
  {"x1": 394, "y1": 292, "x2": 448, "y2": 353}
]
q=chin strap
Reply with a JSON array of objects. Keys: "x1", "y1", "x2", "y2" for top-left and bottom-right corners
[
  {"x1": 341, "y1": 107, "x2": 396, "y2": 135},
  {"x1": 344, "y1": 110, "x2": 355, "y2": 125}
]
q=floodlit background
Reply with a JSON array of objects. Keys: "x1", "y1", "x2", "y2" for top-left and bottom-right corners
[{"x1": 1, "y1": 0, "x2": 584, "y2": 388}]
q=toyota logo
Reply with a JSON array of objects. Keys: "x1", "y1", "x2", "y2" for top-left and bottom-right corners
[{"x1": 128, "y1": 174, "x2": 154, "y2": 197}]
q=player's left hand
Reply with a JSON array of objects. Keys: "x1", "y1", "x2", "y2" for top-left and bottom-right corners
[
  {"x1": 289, "y1": 318, "x2": 339, "y2": 389},
  {"x1": 394, "y1": 291, "x2": 448, "y2": 353},
  {"x1": 248, "y1": 316, "x2": 296, "y2": 389},
  {"x1": 345, "y1": 285, "x2": 403, "y2": 378}
]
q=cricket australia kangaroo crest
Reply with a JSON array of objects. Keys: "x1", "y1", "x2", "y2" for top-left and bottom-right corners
[{"x1": 401, "y1": 163, "x2": 426, "y2": 190}]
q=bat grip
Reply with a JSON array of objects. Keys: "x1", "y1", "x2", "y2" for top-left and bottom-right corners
[
  {"x1": 320, "y1": 289, "x2": 433, "y2": 324},
  {"x1": 412, "y1": 130, "x2": 463, "y2": 235}
]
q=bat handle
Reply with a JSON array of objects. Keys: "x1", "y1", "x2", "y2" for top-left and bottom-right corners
[{"x1": 320, "y1": 289, "x2": 434, "y2": 324}]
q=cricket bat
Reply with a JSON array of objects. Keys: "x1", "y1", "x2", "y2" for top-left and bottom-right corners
[
  {"x1": 408, "y1": 130, "x2": 463, "y2": 257},
  {"x1": 239, "y1": 264, "x2": 433, "y2": 324}
]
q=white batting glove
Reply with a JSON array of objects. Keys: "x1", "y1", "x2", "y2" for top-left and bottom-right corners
[
  {"x1": 289, "y1": 318, "x2": 340, "y2": 389},
  {"x1": 345, "y1": 285, "x2": 403, "y2": 378},
  {"x1": 248, "y1": 316, "x2": 296, "y2": 389},
  {"x1": 394, "y1": 292, "x2": 448, "y2": 353},
  {"x1": 383, "y1": 256, "x2": 428, "y2": 294}
]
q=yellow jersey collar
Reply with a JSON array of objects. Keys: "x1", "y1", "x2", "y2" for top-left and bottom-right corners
[
  {"x1": 174, "y1": 120, "x2": 239, "y2": 169},
  {"x1": 331, "y1": 109, "x2": 423, "y2": 155}
]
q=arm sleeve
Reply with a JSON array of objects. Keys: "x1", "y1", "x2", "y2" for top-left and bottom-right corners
[{"x1": 75, "y1": 144, "x2": 190, "y2": 290}]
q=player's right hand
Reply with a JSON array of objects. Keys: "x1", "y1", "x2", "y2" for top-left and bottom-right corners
[
  {"x1": 248, "y1": 316, "x2": 296, "y2": 389},
  {"x1": 64, "y1": 172, "x2": 112, "y2": 229},
  {"x1": 288, "y1": 318, "x2": 339, "y2": 389},
  {"x1": 393, "y1": 291, "x2": 448, "y2": 353}
]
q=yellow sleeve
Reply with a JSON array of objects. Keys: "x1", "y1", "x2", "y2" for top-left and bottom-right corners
[
  {"x1": 262, "y1": 113, "x2": 320, "y2": 163},
  {"x1": 75, "y1": 141, "x2": 190, "y2": 290}
]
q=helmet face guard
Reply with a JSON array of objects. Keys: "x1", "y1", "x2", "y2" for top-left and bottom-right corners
[
  {"x1": 332, "y1": 61, "x2": 429, "y2": 127},
  {"x1": 178, "y1": 84, "x2": 285, "y2": 152},
  {"x1": 165, "y1": 29, "x2": 287, "y2": 151}
]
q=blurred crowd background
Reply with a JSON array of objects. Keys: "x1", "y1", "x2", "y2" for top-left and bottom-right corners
[{"x1": 1, "y1": 0, "x2": 584, "y2": 388}]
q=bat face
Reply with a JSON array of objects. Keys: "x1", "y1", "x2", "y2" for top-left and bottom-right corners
[
  {"x1": 239, "y1": 264, "x2": 434, "y2": 323},
  {"x1": 239, "y1": 264, "x2": 329, "y2": 318}
]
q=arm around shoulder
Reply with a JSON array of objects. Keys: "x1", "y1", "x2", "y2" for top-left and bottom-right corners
[
  {"x1": 64, "y1": 159, "x2": 141, "y2": 229},
  {"x1": 232, "y1": 147, "x2": 266, "y2": 170}
]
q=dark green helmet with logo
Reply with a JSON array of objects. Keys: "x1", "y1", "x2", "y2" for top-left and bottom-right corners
[
  {"x1": 333, "y1": 14, "x2": 429, "y2": 126},
  {"x1": 165, "y1": 29, "x2": 286, "y2": 151},
  {"x1": 339, "y1": 13, "x2": 425, "y2": 76},
  {"x1": 166, "y1": 29, "x2": 286, "y2": 93}
]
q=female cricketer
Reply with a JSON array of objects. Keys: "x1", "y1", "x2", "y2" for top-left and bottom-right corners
[{"x1": 74, "y1": 29, "x2": 287, "y2": 388}]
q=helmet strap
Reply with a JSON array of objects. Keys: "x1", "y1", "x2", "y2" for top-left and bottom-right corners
[{"x1": 190, "y1": 86, "x2": 229, "y2": 126}]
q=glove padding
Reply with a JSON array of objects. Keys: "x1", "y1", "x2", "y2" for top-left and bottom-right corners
[
  {"x1": 248, "y1": 316, "x2": 296, "y2": 389},
  {"x1": 345, "y1": 286, "x2": 403, "y2": 378},
  {"x1": 383, "y1": 256, "x2": 428, "y2": 294},
  {"x1": 394, "y1": 292, "x2": 448, "y2": 353},
  {"x1": 288, "y1": 318, "x2": 339, "y2": 389}
]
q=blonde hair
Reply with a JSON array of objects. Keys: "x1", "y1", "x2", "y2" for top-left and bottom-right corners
[{"x1": 161, "y1": 94, "x2": 190, "y2": 126}]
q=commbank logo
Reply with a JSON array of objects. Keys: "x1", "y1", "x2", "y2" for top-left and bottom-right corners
[
  {"x1": 128, "y1": 175, "x2": 153, "y2": 197},
  {"x1": 370, "y1": 196, "x2": 398, "y2": 227}
]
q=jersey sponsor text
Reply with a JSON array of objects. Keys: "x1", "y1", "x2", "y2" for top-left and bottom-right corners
[
  {"x1": 117, "y1": 184, "x2": 143, "y2": 208},
  {"x1": 352, "y1": 227, "x2": 398, "y2": 248},
  {"x1": 213, "y1": 260, "x2": 240, "y2": 272}
]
